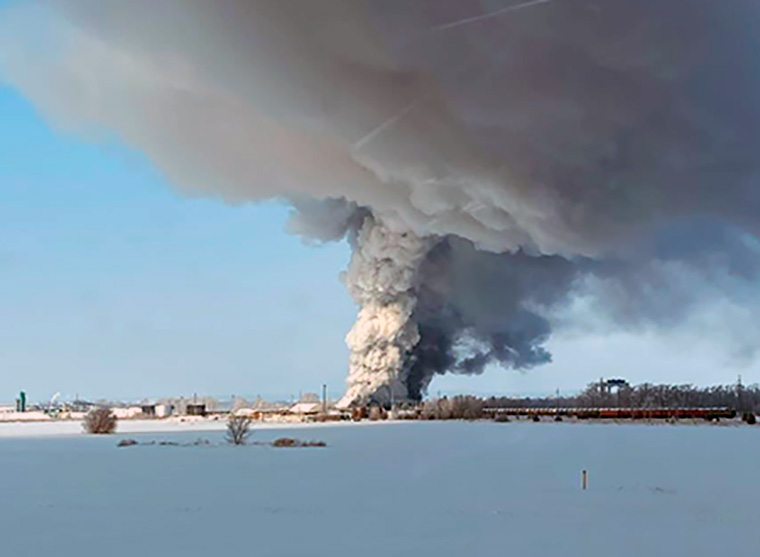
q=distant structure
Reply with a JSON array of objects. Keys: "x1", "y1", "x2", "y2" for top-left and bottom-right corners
[
  {"x1": 186, "y1": 403, "x2": 207, "y2": 417},
  {"x1": 15, "y1": 391, "x2": 26, "y2": 413},
  {"x1": 289, "y1": 401, "x2": 322, "y2": 417},
  {"x1": 605, "y1": 379, "x2": 629, "y2": 392},
  {"x1": 136, "y1": 403, "x2": 172, "y2": 418}
]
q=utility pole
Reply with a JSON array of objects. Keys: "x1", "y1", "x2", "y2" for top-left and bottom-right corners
[
  {"x1": 322, "y1": 384, "x2": 328, "y2": 415},
  {"x1": 389, "y1": 370, "x2": 395, "y2": 415},
  {"x1": 737, "y1": 374, "x2": 744, "y2": 412}
]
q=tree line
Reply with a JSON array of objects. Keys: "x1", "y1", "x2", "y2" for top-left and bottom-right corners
[{"x1": 484, "y1": 381, "x2": 760, "y2": 413}]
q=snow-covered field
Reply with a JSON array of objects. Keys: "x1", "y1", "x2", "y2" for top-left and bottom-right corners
[
  {"x1": 2, "y1": 421, "x2": 758, "y2": 556},
  {"x1": 0, "y1": 417, "x2": 360, "y2": 438}
]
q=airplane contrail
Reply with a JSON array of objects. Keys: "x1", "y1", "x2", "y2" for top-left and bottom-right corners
[{"x1": 431, "y1": 0, "x2": 554, "y2": 32}]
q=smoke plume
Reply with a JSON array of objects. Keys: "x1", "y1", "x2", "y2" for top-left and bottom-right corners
[
  {"x1": 340, "y1": 215, "x2": 433, "y2": 406},
  {"x1": 2, "y1": 0, "x2": 760, "y2": 404}
]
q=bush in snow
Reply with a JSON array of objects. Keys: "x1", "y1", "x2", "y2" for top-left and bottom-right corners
[{"x1": 83, "y1": 408, "x2": 117, "y2": 434}]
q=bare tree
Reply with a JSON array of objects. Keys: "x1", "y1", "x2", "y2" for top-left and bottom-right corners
[
  {"x1": 420, "y1": 396, "x2": 483, "y2": 420},
  {"x1": 83, "y1": 407, "x2": 117, "y2": 434},
  {"x1": 226, "y1": 415, "x2": 253, "y2": 445}
]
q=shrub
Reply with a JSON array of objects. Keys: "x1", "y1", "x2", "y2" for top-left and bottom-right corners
[
  {"x1": 742, "y1": 412, "x2": 756, "y2": 425},
  {"x1": 493, "y1": 414, "x2": 511, "y2": 423},
  {"x1": 368, "y1": 406, "x2": 385, "y2": 421},
  {"x1": 272, "y1": 437, "x2": 297, "y2": 447},
  {"x1": 226, "y1": 415, "x2": 253, "y2": 445},
  {"x1": 83, "y1": 408, "x2": 117, "y2": 434},
  {"x1": 272, "y1": 438, "x2": 326, "y2": 448}
]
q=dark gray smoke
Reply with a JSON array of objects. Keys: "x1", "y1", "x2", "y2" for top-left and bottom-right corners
[
  {"x1": 405, "y1": 239, "x2": 578, "y2": 399},
  {"x1": 2, "y1": 0, "x2": 759, "y2": 402}
]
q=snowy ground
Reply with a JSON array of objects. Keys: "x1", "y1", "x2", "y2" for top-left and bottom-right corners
[
  {"x1": 0, "y1": 417, "x2": 365, "y2": 438},
  {"x1": 2, "y1": 421, "x2": 758, "y2": 556}
]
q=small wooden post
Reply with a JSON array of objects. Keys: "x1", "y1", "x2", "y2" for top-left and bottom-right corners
[{"x1": 582, "y1": 469, "x2": 588, "y2": 490}]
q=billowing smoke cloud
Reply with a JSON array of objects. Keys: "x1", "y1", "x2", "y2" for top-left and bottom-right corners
[
  {"x1": 2, "y1": 0, "x2": 760, "y2": 404},
  {"x1": 340, "y1": 215, "x2": 433, "y2": 406}
]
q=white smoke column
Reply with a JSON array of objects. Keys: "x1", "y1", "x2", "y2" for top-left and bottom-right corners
[{"x1": 338, "y1": 214, "x2": 433, "y2": 408}]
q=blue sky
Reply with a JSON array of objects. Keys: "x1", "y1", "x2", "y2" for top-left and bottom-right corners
[
  {"x1": 1, "y1": 56, "x2": 758, "y2": 402},
  {"x1": 0, "y1": 84, "x2": 357, "y2": 401}
]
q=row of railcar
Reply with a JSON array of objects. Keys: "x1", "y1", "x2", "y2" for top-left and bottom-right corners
[{"x1": 483, "y1": 407, "x2": 736, "y2": 420}]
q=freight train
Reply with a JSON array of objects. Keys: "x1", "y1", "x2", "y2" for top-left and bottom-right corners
[{"x1": 483, "y1": 407, "x2": 736, "y2": 420}]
